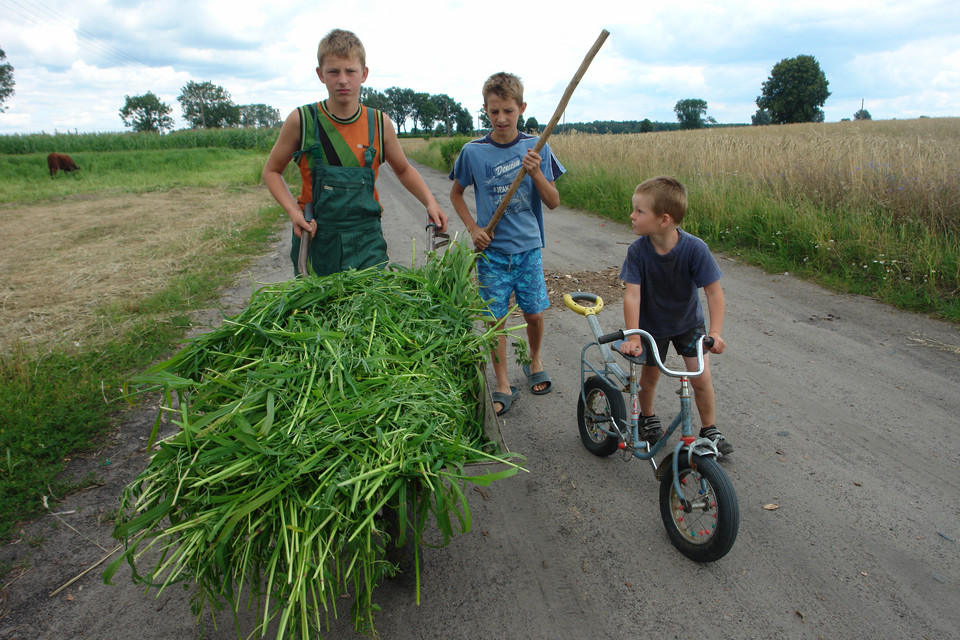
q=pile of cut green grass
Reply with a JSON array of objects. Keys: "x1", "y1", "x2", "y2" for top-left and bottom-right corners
[{"x1": 106, "y1": 242, "x2": 523, "y2": 639}]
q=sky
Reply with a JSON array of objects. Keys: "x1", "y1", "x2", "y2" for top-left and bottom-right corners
[{"x1": 0, "y1": 0, "x2": 958, "y2": 136}]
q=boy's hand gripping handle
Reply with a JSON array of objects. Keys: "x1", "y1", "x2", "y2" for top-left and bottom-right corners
[
  {"x1": 426, "y1": 218, "x2": 449, "y2": 252},
  {"x1": 296, "y1": 203, "x2": 313, "y2": 278},
  {"x1": 601, "y1": 331, "x2": 716, "y2": 350}
]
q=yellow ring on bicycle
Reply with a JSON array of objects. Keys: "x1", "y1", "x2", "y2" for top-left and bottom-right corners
[{"x1": 563, "y1": 292, "x2": 604, "y2": 316}]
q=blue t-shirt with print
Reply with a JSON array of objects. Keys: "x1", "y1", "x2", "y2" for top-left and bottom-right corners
[
  {"x1": 619, "y1": 229, "x2": 723, "y2": 339},
  {"x1": 449, "y1": 133, "x2": 565, "y2": 255}
]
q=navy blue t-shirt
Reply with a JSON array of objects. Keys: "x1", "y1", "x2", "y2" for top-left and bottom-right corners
[{"x1": 618, "y1": 229, "x2": 722, "y2": 338}]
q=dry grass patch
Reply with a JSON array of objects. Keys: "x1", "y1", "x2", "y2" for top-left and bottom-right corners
[{"x1": 0, "y1": 186, "x2": 275, "y2": 353}]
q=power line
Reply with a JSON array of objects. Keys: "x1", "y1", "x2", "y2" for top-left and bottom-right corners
[{"x1": 2, "y1": 0, "x2": 152, "y2": 70}]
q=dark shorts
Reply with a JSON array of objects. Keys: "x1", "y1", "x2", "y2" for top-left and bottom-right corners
[{"x1": 644, "y1": 324, "x2": 706, "y2": 366}]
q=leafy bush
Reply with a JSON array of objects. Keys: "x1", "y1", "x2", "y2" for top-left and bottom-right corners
[{"x1": 439, "y1": 136, "x2": 472, "y2": 171}]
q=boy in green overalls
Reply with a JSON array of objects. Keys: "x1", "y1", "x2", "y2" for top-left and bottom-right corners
[{"x1": 264, "y1": 28, "x2": 448, "y2": 277}]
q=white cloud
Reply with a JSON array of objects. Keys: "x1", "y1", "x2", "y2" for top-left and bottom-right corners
[{"x1": 0, "y1": 0, "x2": 957, "y2": 134}]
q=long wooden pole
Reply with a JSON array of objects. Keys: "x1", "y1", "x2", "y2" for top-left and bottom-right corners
[{"x1": 483, "y1": 28, "x2": 610, "y2": 236}]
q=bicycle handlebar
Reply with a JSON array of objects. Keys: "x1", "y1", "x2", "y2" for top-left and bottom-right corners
[
  {"x1": 599, "y1": 329, "x2": 714, "y2": 378},
  {"x1": 565, "y1": 291, "x2": 715, "y2": 376},
  {"x1": 597, "y1": 329, "x2": 623, "y2": 344},
  {"x1": 598, "y1": 329, "x2": 714, "y2": 350}
]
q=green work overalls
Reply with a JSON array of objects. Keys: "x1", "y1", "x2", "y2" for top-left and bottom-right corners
[{"x1": 290, "y1": 103, "x2": 389, "y2": 277}]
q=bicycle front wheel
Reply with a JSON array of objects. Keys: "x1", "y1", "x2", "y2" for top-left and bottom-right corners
[
  {"x1": 659, "y1": 454, "x2": 739, "y2": 562},
  {"x1": 576, "y1": 375, "x2": 625, "y2": 457}
]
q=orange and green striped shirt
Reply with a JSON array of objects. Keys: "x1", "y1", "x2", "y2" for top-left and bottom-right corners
[{"x1": 295, "y1": 101, "x2": 386, "y2": 210}]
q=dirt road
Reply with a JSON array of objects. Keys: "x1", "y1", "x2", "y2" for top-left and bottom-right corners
[{"x1": 3, "y1": 161, "x2": 959, "y2": 639}]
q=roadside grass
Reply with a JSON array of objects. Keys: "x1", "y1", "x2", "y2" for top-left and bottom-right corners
[
  {"x1": 0, "y1": 147, "x2": 269, "y2": 203},
  {"x1": 403, "y1": 118, "x2": 960, "y2": 323},
  {"x1": 0, "y1": 148, "x2": 288, "y2": 540}
]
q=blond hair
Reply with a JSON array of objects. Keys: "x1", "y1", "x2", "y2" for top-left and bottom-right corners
[
  {"x1": 635, "y1": 176, "x2": 688, "y2": 224},
  {"x1": 482, "y1": 72, "x2": 524, "y2": 106},
  {"x1": 317, "y1": 28, "x2": 366, "y2": 68}
]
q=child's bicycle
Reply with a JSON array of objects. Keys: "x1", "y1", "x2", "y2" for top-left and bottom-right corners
[{"x1": 564, "y1": 291, "x2": 740, "y2": 562}]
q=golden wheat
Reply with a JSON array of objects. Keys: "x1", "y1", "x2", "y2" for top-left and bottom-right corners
[{"x1": 550, "y1": 118, "x2": 960, "y2": 232}]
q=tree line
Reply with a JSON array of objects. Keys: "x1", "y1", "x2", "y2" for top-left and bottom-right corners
[
  {"x1": 114, "y1": 81, "x2": 483, "y2": 135},
  {"x1": 115, "y1": 54, "x2": 863, "y2": 135},
  {"x1": 1, "y1": 49, "x2": 873, "y2": 134},
  {"x1": 119, "y1": 81, "x2": 282, "y2": 133}
]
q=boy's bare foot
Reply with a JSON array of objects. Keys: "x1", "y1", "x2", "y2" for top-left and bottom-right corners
[
  {"x1": 522, "y1": 364, "x2": 553, "y2": 394},
  {"x1": 491, "y1": 386, "x2": 520, "y2": 416}
]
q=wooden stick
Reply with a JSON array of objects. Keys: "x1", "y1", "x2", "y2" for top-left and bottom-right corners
[
  {"x1": 484, "y1": 29, "x2": 610, "y2": 236},
  {"x1": 49, "y1": 545, "x2": 122, "y2": 597}
]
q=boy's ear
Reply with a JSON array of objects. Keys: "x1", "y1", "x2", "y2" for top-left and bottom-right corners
[
  {"x1": 659, "y1": 212, "x2": 674, "y2": 227},
  {"x1": 361, "y1": 66, "x2": 369, "y2": 83},
  {"x1": 519, "y1": 101, "x2": 527, "y2": 115}
]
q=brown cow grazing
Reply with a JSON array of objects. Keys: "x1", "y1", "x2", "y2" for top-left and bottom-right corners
[{"x1": 47, "y1": 153, "x2": 80, "y2": 177}]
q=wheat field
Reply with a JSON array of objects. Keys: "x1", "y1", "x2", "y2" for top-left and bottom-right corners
[{"x1": 549, "y1": 118, "x2": 960, "y2": 234}]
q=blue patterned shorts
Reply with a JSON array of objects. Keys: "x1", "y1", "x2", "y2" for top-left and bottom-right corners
[{"x1": 476, "y1": 248, "x2": 550, "y2": 319}]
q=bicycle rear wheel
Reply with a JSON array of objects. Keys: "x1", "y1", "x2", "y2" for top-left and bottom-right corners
[
  {"x1": 576, "y1": 375, "x2": 625, "y2": 457},
  {"x1": 659, "y1": 454, "x2": 739, "y2": 562}
]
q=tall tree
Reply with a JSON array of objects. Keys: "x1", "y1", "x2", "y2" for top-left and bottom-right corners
[
  {"x1": 119, "y1": 92, "x2": 174, "y2": 133},
  {"x1": 756, "y1": 55, "x2": 830, "y2": 124},
  {"x1": 453, "y1": 105, "x2": 474, "y2": 135},
  {"x1": 525, "y1": 116, "x2": 539, "y2": 133},
  {"x1": 384, "y1": 87, "x2": 415, "y2": 133},
  {"x1": 410, "y1": 92, "x2": 437, "y2": 133},
  {"x1": 0, "y1": 47, "x2": 14, "y2": 113},
  {"x1": 360, "y1": 87, "x2": 393, "y2": 113},
  {"x1": 674, "y1": 98, "x2": 708, "y2": 129},
  {"x1": 430, "y1": 94, "x2": 456, "y2": 136},
  {"x1": 178, "y1": 80, "x2": 240, "y2": 128},
  {"x1": 751, "y1": 108, "x2": 772, "y2": 126},
  {"x1": 239, "y1": 104, "x2": 281, "y2": 128}
]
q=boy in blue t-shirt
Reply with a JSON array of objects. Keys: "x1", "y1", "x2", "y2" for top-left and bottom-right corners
[
  {"x1": 618, "y1": 176, "x2": 733, "y2": 454},
  {"x1": 449, "y1": 72, "x2": 565, "y2": 416}
]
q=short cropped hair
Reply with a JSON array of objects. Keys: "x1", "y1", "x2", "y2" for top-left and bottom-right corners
[
  {"x1": 317, "y1": 28, "x2": 366, "y2": 68},
  {"x1": 482, "y1": 72, "x2": 524, "y2": 106},
  {"x1": 635, "y1": 176, "x2": 688, "y2": 224}
]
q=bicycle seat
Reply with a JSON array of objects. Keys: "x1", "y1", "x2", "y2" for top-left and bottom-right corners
[{"x1": 611, "y1": 339, "x2": 645, "y2": 365}]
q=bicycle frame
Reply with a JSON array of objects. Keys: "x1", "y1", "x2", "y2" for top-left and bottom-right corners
[{"x1": 565, "y1": 292, "x2": 720, "y2": 497}]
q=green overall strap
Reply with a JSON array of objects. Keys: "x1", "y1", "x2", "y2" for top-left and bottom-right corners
[
  {"x1": 313, "y1": 104, "x2": 379, "y2": 169},
  {"x1": 292, "y1": 102, "x2": 374, "y2": 167},
  {"x1": 364, "y1": 108, "x2": 377, "y2": 168},
  {"x1": 315, "y1": 109, "x2": 361, "y2": 168},
  {"x1": 291, "y1": 103, "x2": 325, "y2": 169}
]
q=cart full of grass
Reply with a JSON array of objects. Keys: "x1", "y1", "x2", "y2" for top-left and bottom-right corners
[{"x1": 105, "y1": 241, "x2": 523, "y2": 639}]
